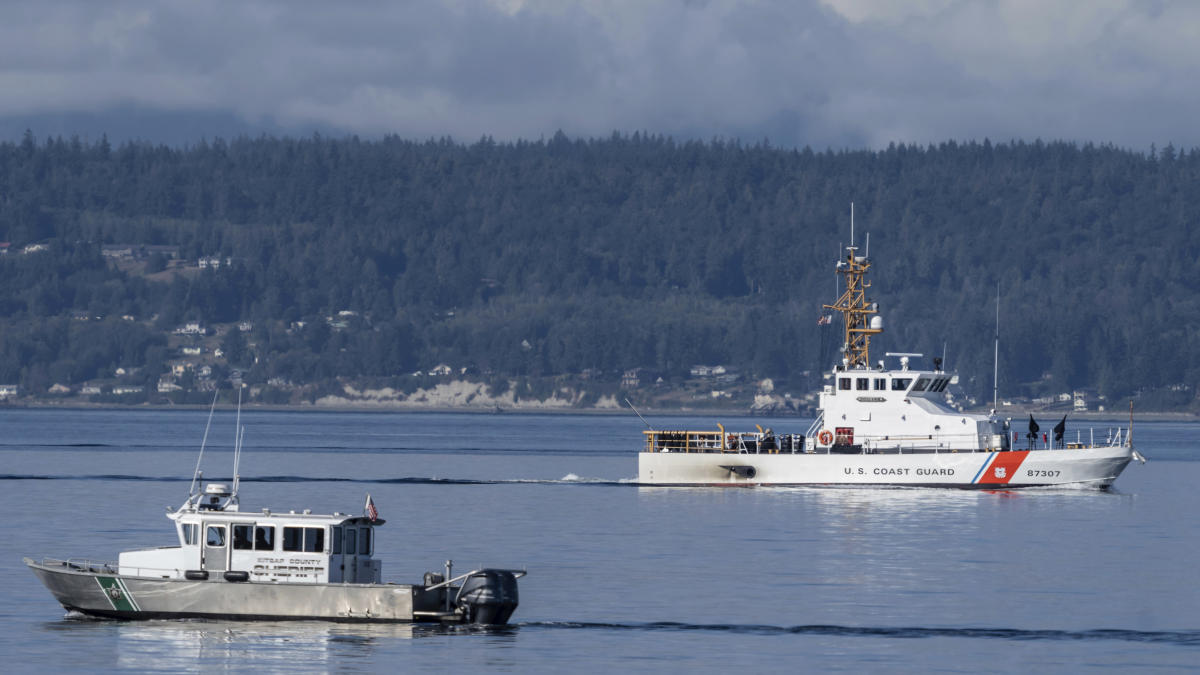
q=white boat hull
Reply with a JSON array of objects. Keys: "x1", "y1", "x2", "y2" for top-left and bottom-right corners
[{"x1": 638, "y1": 445, "x2": 1134, "y2": 488}]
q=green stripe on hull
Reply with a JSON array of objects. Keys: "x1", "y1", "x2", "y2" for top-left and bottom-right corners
[{"x1": 96, "y1": 577, "x2": 139, "y2": 613}]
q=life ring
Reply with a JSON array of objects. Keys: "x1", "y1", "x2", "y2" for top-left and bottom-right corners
[{"x1": 818, "y1": 430, "x2": 834, "y2": 445}]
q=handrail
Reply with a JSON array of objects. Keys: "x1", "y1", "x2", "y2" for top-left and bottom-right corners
[
  {"x1": 424, "y1": 568, "x2": 527, "y2": 592},
  {"x1": 644, "y1": 424, "x2": 1129, "y2": 453},
  {"x1": 39, "y1": 557, "x2": 189, "y2": 578}
]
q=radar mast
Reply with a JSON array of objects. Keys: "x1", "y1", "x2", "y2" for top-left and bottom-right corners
[{"x1": 823, "y1": 204, "x2": 881, "y2": 369}]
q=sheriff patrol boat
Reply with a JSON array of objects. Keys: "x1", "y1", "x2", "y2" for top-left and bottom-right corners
[
  {"x1": 639, "y1": 224, "x2": 1142, "y2": 488},
  {"x1": 25, "y1": 404, "x2": 524, "y2": 624}
]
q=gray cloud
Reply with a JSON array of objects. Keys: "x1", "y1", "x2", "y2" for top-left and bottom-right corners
[{"x1": 1, "y1": 0, "x2": 1197, "y2": 148}]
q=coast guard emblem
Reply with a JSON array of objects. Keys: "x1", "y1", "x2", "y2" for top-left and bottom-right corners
[{"x1": 994, "y1": 467, "x2": 1006, "y2": 478}]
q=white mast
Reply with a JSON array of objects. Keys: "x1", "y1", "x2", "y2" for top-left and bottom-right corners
[
  {"x1": 850, "y1": 202, "x2": 855, "y2": 248},
  {"x1": 231, "y1": 385, "x2": 244, "y2": 504},
  {"x1": 993, "y1": 284, "x2": 1000, "y2": 410},
  {"x1": 187, "y1": 388, "x2": 221, "y2": 500}
]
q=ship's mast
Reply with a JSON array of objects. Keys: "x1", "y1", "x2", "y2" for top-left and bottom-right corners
[{"x1": 823, "y1": 204, "x2": 881, "y2": 369}]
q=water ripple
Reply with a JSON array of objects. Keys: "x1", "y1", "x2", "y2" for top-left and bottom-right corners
[{"x1": 521, "y1": 621, "x2": 1200, "y2": 646}]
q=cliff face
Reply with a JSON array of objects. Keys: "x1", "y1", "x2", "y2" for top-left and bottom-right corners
[{"x1": 313, "y1": 380, "x2": 621, "y2": 411}]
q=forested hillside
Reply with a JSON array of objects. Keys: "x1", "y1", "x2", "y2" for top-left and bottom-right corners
[{"x1": 1, "y1": 130, "x2": 1197, "y2": 409}]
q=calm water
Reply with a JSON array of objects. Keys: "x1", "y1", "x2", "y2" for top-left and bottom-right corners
[{"x1": 1, "y1": 408, "x2": 1197, "y2": 672}]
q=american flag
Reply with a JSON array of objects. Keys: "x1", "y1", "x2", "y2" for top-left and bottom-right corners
[
  {"x1": 816, "y1": 314, "x2": 832, "y2": 325},
  {"x1": 365, "y1": 494, "x2": 378, "y2": 521}
]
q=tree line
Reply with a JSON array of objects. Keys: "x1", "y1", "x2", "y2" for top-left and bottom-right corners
[{"x1": 1, "y1": 130, "x2": 1197, "y2": 408}]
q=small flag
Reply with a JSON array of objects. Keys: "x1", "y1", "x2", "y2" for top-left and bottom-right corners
[
  {"x1": 365, "y1": 494, "x2": 378, "y2": 522},
  {"x1": 1053, "y1": 415, "x2": 1067, "y2": 442},
  {"x1": 817, "y1": 314, "x2": 832, "y2": 326},
  {"x1": 1027, "y1": 414, "x2": 1040, "y2": 439}
]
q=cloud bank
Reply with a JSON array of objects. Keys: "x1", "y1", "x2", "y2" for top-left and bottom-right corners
[{"x1": 2, "y1": 0, "x2": 1197, "y2": 148}]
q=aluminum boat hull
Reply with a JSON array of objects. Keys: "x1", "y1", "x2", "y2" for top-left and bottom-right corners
[
  {"x1": 24, "y1": 558, "x2": 471, "y2": 623},
  {"x1": 638, "y1": 445, "x2": 1134, "y2": 487}
]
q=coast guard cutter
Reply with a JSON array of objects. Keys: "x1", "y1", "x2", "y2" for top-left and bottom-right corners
[{"x1": 639, "y1": 221, "x2": 1141, "y2": 487}]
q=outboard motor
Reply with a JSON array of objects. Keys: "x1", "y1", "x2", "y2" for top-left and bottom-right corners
[{"x1": 455, "y1": 570, "x2": 520, "y2": 625}]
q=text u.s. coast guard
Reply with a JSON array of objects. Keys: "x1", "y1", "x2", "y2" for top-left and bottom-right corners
[{"x1": 844, "y1": 467, "x2": 956, "y2": 476}]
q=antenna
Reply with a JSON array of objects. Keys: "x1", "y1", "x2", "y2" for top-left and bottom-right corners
[
  {"x1": 850, "y1": 202, "x2": 855, "y2": 248},
  {"x1": 1127, "y1": 400, "x2": 1134, "y2": 448},
  {"x1": 993, "y1": 284, "x2": 1000, "y2": 410},
  {"x1": 625, "y1": 397, "x2": 654, "y2": 430},
  {"x1": 865, "y1": 232, "x2": 870, "y2": 258},
  {"x1": 231, "y1": 386, "x2": 243, "y2": 501},
  {"x1": 188, "y1": 388, "x2": 220, "y2": 498},
  {"x1": 942, "y1": 341, "x2": 947, "y2": 369}
]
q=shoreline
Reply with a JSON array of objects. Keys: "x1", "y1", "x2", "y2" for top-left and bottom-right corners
[{"x1": 3, "y1": 399, "x2": 1196, "y2": 421}]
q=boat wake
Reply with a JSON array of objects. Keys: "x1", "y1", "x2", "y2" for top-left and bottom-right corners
[{"x1": 519, "y1": 621, "x2": 1200, "y2": 646}]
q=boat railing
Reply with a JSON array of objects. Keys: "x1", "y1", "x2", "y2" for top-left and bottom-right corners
[
  {"x1": 1004, "y1": 426, "x2": 1128, "y2": 451},
  {"x1": 41, "y1": 557, "x2": 184, "y2": 578},
  {"x1": 642, "y1": 429, "x2": 807, "y2": 454},
  {"x1": 38, "y1": 557, "x2": 119, "y2": 574},
  {"x1": 643, "y1": 429, "x2": 726, "y2": 453},
  {"x1": 645, "y1": 425, "x2": 1132, "y2": 454}
]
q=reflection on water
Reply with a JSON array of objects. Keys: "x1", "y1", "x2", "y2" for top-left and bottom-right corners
[{"x1": 38, "y1": 618, "x2": 519, "y2": 671}]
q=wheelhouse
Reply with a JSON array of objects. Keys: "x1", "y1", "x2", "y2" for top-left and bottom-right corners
[{"x1": 118, "y1": 485, "x2": 385, "y2": 583}]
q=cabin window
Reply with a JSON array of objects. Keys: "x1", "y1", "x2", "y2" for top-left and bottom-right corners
[
  {"x1": 233, "y1": 524, "x2": 253, "y2": 550},
  {"x1": 283, "y1": 527, "x2": 301, "y2": 551},
  {"x1": 283, "y1": 527, "x2": 325, "y2": 553},
  {"x1": 255, "y1": 526, "x2": 275, "y2": 551},
  {"x1": 332, "y1": 526, "x2": 342, "y2": 554},
  {"x1": 891, "y1": 378, "x2": 912, "y2": 391},
  {"x1": 359, "y1": 527, "x2": 371, "y2": 555},
  {"x1": 856, "y1": 378, "x2": 869, "y2": 390},
  {"x1": 206, "y1": 526, "x2": 226, "y2": 547},
  {"x1": 838, "y1": 378, "x2": 851, "y2": 391},
  {"x1": 182, "y1": 523, "x2": 198, "y2": 546},
  {"x1": 913, "y1": 378, "x2": 929, "y2": 392},
  {"x1": 930, "y1": 378, "x2": 947, "y2": 392},
  {"x1": 345, "y1": 528, "x2": 357, "y2": 555},
  {"x1": 873, "y1": 378, "x2": 886, "y2": 391}
]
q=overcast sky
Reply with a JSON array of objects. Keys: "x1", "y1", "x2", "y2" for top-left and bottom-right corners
[{"x1": 2, "y1": 0, "x2": 1197, "y2": 149}]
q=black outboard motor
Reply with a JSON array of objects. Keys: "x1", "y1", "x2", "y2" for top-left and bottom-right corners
[{"x1": 455, "y1": 570, "x2": 520, "y2": 625}]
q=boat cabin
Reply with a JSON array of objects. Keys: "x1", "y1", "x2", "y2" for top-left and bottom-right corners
[
  {"x1": 118, "y1": 484, "x2": 384, "y2": 583},
  {"x1": 816, "y1": 353, "x2": 1008, "y2": 453}
]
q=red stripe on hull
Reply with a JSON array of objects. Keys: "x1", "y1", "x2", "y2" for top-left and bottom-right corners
[{"x1": 978, "y1": 450, "x2": 1029, "y2": 485}]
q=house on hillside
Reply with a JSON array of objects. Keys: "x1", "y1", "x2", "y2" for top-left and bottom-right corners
[
  {"x1": 198, "y1": 256, "x2": 232, "y2": 269},
  {"x1": 157, "y1": 378, "x2": 183, "y2": 393},
  {"x1": 622, "y1": 368, "x2": 655, "y2": 389},
  {"x1": 0, "y1": 384, "x2": 20, "y2": 398}
]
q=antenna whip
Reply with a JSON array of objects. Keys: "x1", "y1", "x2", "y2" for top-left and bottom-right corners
[{"x1": 625, "y1": 398, "x2": 654, "y2": 430}]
